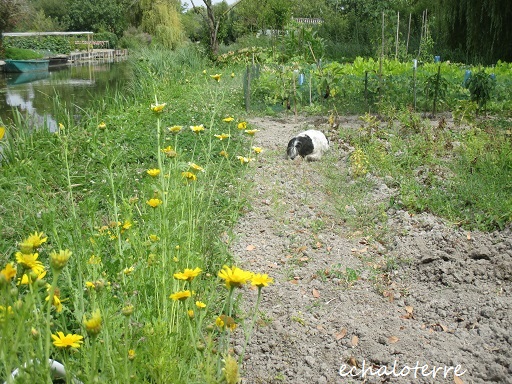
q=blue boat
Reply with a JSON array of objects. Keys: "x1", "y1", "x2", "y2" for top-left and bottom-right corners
[{"x1": 4, "y1": 59, "x2": 50, "y2": 73}]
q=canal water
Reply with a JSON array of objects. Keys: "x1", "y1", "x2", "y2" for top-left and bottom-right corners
[{"x1": 0, "y1": 61, "x2": 131, "y2": 132}]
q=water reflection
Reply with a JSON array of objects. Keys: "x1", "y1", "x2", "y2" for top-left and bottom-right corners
[{"x1": 0, "y1": 61, "x2": 130, "y2": 132}]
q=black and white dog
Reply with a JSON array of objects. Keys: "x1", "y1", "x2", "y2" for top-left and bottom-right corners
[{"x1": 286, "y1": 129, "x2": 329, "y2": 161}]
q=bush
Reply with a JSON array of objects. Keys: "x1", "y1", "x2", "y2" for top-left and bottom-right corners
[
  {"x1": 118, "y1": 27, "x2": 152, "y2": 49},
  {"x1": 3, "y1": 36, "x2": 70, "y2": 55},
  {"x1": 3, "y1": 47, "x2": 45, "y2": 60},
  {"x1": 94, "y1": 32, "x2": 119, "y2": 49}
]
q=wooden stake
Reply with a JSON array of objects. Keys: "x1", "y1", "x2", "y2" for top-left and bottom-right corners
[
  {"x1": 395, "y1": 11, "x2": 400, "y2": 60},
  {"x1": 406, "y1": 13, "x2": 411, "y2": 54}
]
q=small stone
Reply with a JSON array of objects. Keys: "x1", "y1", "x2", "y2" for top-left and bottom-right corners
[{"x1": 305, "y1": 355, "x2": 316, "y2": 367}]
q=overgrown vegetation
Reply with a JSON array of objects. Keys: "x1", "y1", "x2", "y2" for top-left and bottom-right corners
[
  {"x1": 0, "y1": 46, "x2": 272, "y2": 383},
  {"x1": 2, "y1": 47, "x2": 45, "y2": 60},
  {"x1": 329, "y1": 110, "x2": 512, "y2": 233}
]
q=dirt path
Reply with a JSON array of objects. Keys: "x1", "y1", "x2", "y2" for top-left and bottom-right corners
[{"x1": 229, "y1": 115, "x2": 512, "y2": 384}]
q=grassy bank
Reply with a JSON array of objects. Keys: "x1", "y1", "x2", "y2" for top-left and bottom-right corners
[
  {"x1": 0, "y1": 46, "x2": 269, "y2": 383},
  {"x1": 327, "y1": 110, "x2": 512, "y2": 240}
]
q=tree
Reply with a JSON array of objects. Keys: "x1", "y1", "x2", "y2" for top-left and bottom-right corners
[
  {"x1": 0, "y1": 0, "x2": 26, "y2": 54},
  {"x1": 65, "y1": 0, "x2": 129, "y2": 36},
  {"x1": 140, "y1": 0, "x2": 184, "y2": 49},
  {"x1": 189, "y1": 0, "x2": 244, "y2": 56},
  {"x1": 435, "y1": 0, "x2": 512, "y2": 63}
]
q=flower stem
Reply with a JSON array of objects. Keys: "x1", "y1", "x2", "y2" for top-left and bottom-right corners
[{"x1": 240, "y1": 288, "x2": 262, "y2": 363}]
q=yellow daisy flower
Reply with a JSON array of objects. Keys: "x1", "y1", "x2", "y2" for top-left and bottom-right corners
[
  {"x1": 251, "y1": 273, "x2": 274, "y2": 288},
  {"x1": 214, "y1": 133, "x2": 231, "y2": 140},
  {"x1": 169, "y1": 290, "x2": 192, "y2": 301},
  {"x1": 168, "y1": 125, "x2": 183, "y2": 133},
  {"x1": 190, "y1": 125, "x2": 205, "y2": 134},
  {"x1": 182, "y1": 171, "x2": 197, "y2": 181},
  {"x1": 188, "y1": 162, "x2": 205, "y2": 173},
  {"x1": 147, "y1": 198, "x2": 163, "y2": 208},
  {"x1": 161, "y1": 146, "x2": 177, "y2": 158},
  {"x1": 244, "y1": 129, "x2": 259, "y2": 136},
  {"x1": 97, "y1": 122, "x2": 106, "y2": 129},
  {"x1": 173, "y1": 267, "x2": 202, "y2": 281},
  {"x1": 51, "y1": 332, "x2": 84, "y2": 349},
  {"x1": 219, "y1": 150, "x2": 229, "y2": 158},
  {"x1": 19, "y1": 269, "x2": 46, "y2": 285},
  {"x1": 210, "y1": 74, "x2": 221, "y2": 82},
  {"x1": 218, "y1": 265, "x2": 253, "y2": 289},
  {"x1": 0, "y1": 126, "x2": 5, "y2": 140},
  {"x1": 85, "y1": 281, "x2": 96, "y2": 289},
  {"x1": 50, "y1": 249, "x2": 72, "y2": 271},
  {"x1": 19, "y1": 231, "x2": 47, "y2": 253},
  {"x1": 151, "y1": 103, "x2": 166, "y2": 113},
  {"x1": 237, "y1": 121, "x2": 247, "y2": 130},
  {"x1": 121, "y1": 220, "x2": 132, "y2": 233},
  {"x1": 46, "y1": 291, "x2": 63, "y2": 313},
  {"x1": 222, "y1": 117, "x2": 234, "y2": 122},
  {"x1": 252, "y1": 146, "x2": 263, "y2": 154},
  {"x1": 15, "y1": 252, "x2": 44, "y2": 274},
  {"x1": 83, "y1": 309, "x2": 102, "y2": 336},
  {"x1": 147, "y1": 168, "x2": 161, "y2": 177},
  {"x1": 195, "y1": 301, "x2": 206, "y2": 309},
  {"x1": 216, "y1": 314, "x2": 237, "y2": 331},
  {"x1": 236, "y1": 156, "x2": 255, "y2": 164},
  {"x1": 88, "y1": 255, "x2": 102, "y2": 265},
  {"x1": 0, "y1": 263, "x2": 17, "y2": 283},
  {"x1": 149, "y1": 234, "x2": 160, "y2": 242}
]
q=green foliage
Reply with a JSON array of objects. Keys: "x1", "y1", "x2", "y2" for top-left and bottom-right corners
[
  {"x1": 281, "y1": 22, "x2": 325, "y2": 63},
  {"x1": 435, "y1": 0, "x2": 512, "y2": 64},
  {"x1": 3, "y1": 47, "x2": 45, "y2": 59},
  {"x1": 249, "y1": 57, "x2": 512, "y2": 116},
  {"x1": 94, "y1": 32, "x2": 119, "y2": 49},
  {"x1": 66, "y1": 0, "x2": 129, "y2": 36},
  {"x1": 140, "y1": 0, "x2": 185, "y2": 49},
  {"x1": 465, "y1": 70, "x2": 496, "y2": 111},
  {"x1": 335, "y1": 110, "x2": 512, "y2": 231},
  {"x1": 4, "y1": 36, "x2": 71, "y2": 55},
  {"x1": 118, "y1": 27, "x2": 152, "y2": 49},
  {"x1": 0, "y1": 46, "x2": 268, "y2": 383}
]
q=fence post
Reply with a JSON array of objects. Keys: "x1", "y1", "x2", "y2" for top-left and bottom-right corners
[
  {"x1": 413, "y1": 59, "x2": 417, "y2": 110},
  {"x1": 432, "y1": 64, "x2": 441, "y2": 116},
  {"x1": 364, "y1": 71, "x2": 369, "y2": 108},
  {"x1": 244, "y1": 65, "x2": 251, "y2": 113}
]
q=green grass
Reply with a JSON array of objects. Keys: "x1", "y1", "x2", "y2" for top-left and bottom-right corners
[
  {"x1": 335, "y1": 109, "x2": 512, "y2": 231},
  {"x1": 3, "y1": 47, "x2": 45, "y2": 60},
  {"x1": 0, "y1": 46, "x2": 269, "y2": 383}
]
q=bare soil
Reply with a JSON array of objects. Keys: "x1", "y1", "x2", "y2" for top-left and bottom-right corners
[{"x1": 229, "y1": 115, "x2": 512, "y2": 384}]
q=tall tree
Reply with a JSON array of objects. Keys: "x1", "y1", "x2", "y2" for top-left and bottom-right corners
[
  {"x1": 65, "y1": 0, "x2": 129, "y2": 35},
  {"x1": 189, "y1": 0, "x2": 243, "y2": 56},
  {"x1": 140, "y1": 0, "x2": 184, "y2": 48},
  {"x1": 436, "y1": 0, "x2": 512, "y2": 63},
  {"x1": 0, "y1": 0, "x2": 26, "y2": 54}
]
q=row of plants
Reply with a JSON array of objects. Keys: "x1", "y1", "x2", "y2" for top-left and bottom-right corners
[
  {"x1": 0, "y1": 46, "x2": 270, "y2": 383},
  {"x1": 247, "y1": 57, "x2": 512, "y2": 116}
]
